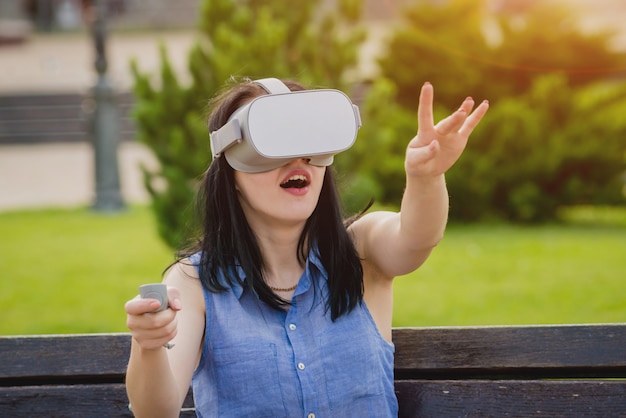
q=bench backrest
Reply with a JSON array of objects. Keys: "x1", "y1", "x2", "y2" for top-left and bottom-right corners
[
  {"x1": 1, "y1": 324, "x2": 625, "y2": 417},
  {"x1": 0, "y1": 93, "x2": 135, "y2": 145},
  {"x1": 393, "y1": 324, "x2": 626, "y2": 417}
]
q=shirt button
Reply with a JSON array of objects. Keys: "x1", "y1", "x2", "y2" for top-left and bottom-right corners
[
  {"x1": 297, "y1": 362, "x2": 305, "y2": 370},
  {"x1": 308, "y1": 414, "x2": 315, "y2": 418},
  {"x1": 289, "y1": 323, "x2": 296, "y2": 331}
]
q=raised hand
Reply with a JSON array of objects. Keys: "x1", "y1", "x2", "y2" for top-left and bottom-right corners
[{"x1": 405, "y1": 82, "x2": 489, "y2": 178}]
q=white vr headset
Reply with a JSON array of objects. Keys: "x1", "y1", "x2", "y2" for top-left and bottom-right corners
[{"x1": 209, "y1": 78, "x2": 361, "y2": 173}]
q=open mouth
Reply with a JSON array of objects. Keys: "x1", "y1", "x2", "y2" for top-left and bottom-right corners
[{"x1": 280, "y1": 174, "x2": 309, "y2": 189}]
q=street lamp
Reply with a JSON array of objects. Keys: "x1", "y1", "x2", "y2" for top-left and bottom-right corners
[{"x1": 91, "y1": 0, "x2": 124, "y2": 211}]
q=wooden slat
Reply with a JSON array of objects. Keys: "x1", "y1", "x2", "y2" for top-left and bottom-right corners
[
  {"x1": 0, "y1": 118, "x2": 135, "y2": 134},
  {"x1": 0, "y1": 93, "x2": 134, "y2": 108},
  {"x1": 0, "y1": 384, "x2": 196, "y2": 418},
  {"x1": 3, "y1": 325, "x2": 625, "y2": 381},
  {"x1": 0, "y1": 105, "x2": 83, "y2": 121},
  {"x1": 0, "y1": 334, "x2": 130, "y2": 383},
  {"x1": 0, "y1": 384, "x2": 133, "y2": 418},
  {"x1": 0, "y1": 119, "x2": 87, "y2": 134},
  {"x1": 0, "y1": 128, "x2": 135, "y2": 144},
  {"x1": 395, "y1": 380, "x2": 626, "y2": 418},
  {"x1": 3, "y1": 380, "x2": 625, "y2": 418},
  {"x1": 393, "y1": 324, "x2": 626, "y2": 378},
  {"x1": 0, "y1": 92, "x2": 136, "y2": 144},
  {"x1": 0, "y1": 94, "x2": 84, "y2": 107}
]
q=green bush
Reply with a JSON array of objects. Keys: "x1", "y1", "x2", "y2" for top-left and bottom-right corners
[
  {"x1": 448, "y1": 75, "x2": 626, "y2": 222},
  {"x1": 363, "y1": 0, "x2": 626, "y2": 222},
  {"x1": 131, "y1": 0, "x2": 365, "y2": 248}
]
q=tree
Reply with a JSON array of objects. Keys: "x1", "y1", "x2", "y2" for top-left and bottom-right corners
[
  {"x1": 131, "y1": 0, "x2": 365, "y2": 248},
  {"x1": 377, "y1": 0, "x2": 492, "y2": 111},
  {"x1": 378, "y1": 0, "x2": 626, "y2": 109}
]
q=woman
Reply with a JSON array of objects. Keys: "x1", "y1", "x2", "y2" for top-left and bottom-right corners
[{"x1": 125, "y1": 78, "x2": 488, "y2": 417}]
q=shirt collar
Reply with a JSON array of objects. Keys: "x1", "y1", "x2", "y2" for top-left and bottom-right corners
[{"x1": 231, "y1": 265, "x2": 246, "y2": 299}]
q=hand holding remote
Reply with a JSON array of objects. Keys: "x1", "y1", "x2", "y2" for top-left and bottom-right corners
[{"x1": 138, "y1": 283, "x2": 175, "y2": 349}]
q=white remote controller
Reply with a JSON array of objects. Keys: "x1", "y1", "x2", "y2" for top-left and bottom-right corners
[{"x1": 139, "y1": 283, "x2": 168, "y2": 312}]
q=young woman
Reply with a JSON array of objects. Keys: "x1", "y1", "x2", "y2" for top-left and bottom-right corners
[{"x1": 124, "y1": 78, "x2": 488, "y2": 417}]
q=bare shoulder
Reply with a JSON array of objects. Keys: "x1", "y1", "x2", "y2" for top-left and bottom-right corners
[{"x1": 164, "y1": 258, "x2": 200, "y2": 283}]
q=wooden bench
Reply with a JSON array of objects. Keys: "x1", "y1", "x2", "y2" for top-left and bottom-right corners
[
  {"x1": 0, "y1": 92, "x2": 135, "y2": 145},
  {"x1": 1, "y1": 324, "x2": 624, "y2": 417}
]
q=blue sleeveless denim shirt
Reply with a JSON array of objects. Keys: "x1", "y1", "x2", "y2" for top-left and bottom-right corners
[{"x1": 190, "y1": 250, "x2": 398, "y2": 417}]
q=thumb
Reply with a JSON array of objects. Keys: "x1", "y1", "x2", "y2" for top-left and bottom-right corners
[
  {"x1": 125, "y1": 297, "x2": 160, "y2": 315},
  {"x1": 406, "y1": 140, "x2": 439, "y2": 166}
]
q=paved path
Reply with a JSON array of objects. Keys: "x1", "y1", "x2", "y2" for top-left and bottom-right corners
[
  {"x1": 0, "y1": 30, "x2": 196, "y2": 212},
  {"x1": 0, "y1": 141, "x2": 159, "y2": 211}
]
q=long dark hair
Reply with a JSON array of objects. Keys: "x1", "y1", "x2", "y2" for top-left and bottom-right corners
[{"x1": 178, "y1": 78, "x2": 364, "y2": 320}]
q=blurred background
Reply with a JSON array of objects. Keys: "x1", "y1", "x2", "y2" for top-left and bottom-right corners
[{"x1": 1, "y1": 0, "x2": 624, "y2": 335}]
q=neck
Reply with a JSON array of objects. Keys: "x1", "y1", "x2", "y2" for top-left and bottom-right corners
[{"x1": 254, "y1": 224, "x2": 308, "y2": 290}]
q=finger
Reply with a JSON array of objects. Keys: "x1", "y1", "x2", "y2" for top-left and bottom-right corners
[
  {"x1": 434, "y1": 108, "x2": 467, "y2": 136},
  {"x1": 435, "y1": 96, "x2": 477, "y2": 136},
  {"x1": 406, "y1": 140, "x2": 439, "y2": 165},
  {"x1": 148, "y1": 315, "x2": 178, "y2": 337},
  {"x1": 459, "y1": 100, "x2": 489, "y2": 137},
  {"x1": 127, "y1": 306, "x2": 178, "y2": 333},
  {"x1": 132, "y1": 324, "x2": 178, "y2": 350},
  {"x1": 458, "y1": 96, "x2": 475, "y2": 114},
  {"x1": 417, "y1": 82, "x2": 434, "y2": 131},
  {"x1": 125, "y1": 297, "x2": 161, "y2": 315}
]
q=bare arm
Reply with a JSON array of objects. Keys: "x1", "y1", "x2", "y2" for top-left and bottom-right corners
[
  {"x1": 125, "y1": 261, "x2": 205, "y2": 418},
  {"x1": 352, "y1": 82, "x2": 489, "y2": 278}
]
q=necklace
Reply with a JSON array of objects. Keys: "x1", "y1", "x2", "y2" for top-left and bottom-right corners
[{"x1": 269, "y1": 283, "x2": 298, "y2": 292}]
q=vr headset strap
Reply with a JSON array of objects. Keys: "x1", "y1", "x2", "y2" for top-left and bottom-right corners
[
  {"x1": 210, "y1": 119, "x2": 241, "y2": 157},
  {"x1": 254, "y1": 78, "x2": 291, "y2": 94}
]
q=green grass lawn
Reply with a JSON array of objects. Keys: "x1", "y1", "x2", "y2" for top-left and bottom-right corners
[
  {"x1": 0, "y1": 206, "x2": 173, "y2": 335},
  {"x1": 393, "y1": 220, "x2": 626, "y2": 326},
  {"x1": 1, "y1": 205, "x2": 624, "y2": 335}
]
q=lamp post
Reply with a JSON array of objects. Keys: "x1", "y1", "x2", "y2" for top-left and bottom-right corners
[{"x1": 91, "y1": 0, "x2": 124, "y2": 211}]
